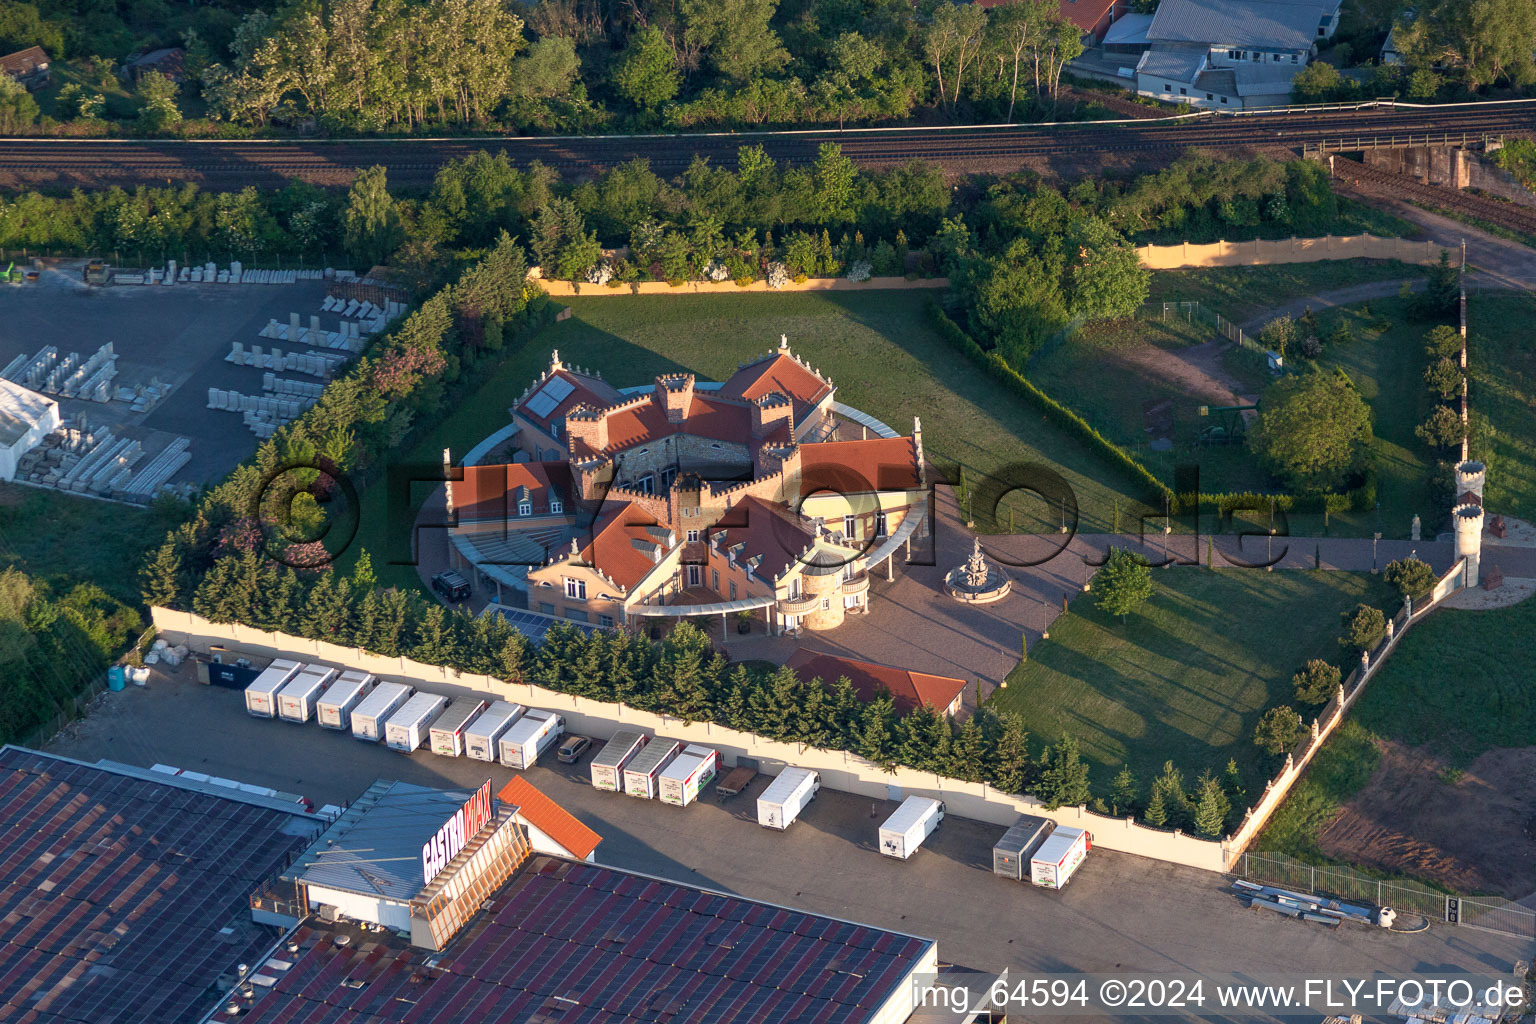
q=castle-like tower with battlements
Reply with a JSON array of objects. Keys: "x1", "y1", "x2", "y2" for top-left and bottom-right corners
[{"x1": 448, "y1": 340, "x2": 929, "y2": 634}]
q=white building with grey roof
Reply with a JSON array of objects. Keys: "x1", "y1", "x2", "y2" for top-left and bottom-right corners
[{"x1": 1133, "y1": 0, "x2": 1343, "y2": 109}]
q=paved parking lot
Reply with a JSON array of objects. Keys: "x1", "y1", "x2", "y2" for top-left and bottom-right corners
[
  {"x1": 45, "y1": 669, "x2": 1532, "y2": 982},
  {"x1": 5, "y1": 266, "x2": 333, "y2": 486}
]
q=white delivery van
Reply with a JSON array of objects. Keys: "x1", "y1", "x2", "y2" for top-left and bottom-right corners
[
  {"x1": 498, "y1": 709, "x2": 563, "y2": 769},
  {"x1": 384, "y1": 692, "x2": 447, "y2": 752},
  {"x1": 428, "y1": 697, "x2": 489, "y2": 757},
  {"x1": 757, "y1": 768, "x2": 820, "y2": 829},
  {"x1": 878, "y1": 797, "x2": 945, "y2": 859},
  {"x1": 316, "y1": 670, "x2": 375, "y2": 730},
  {"x1": 244, "y1": 658, "x2": 302, "y2": 718},
  {"x1": 1030, "y1": 826, "x2": 1090, "y2": 889},
  {"x1": 590, "y1": 730, "x2": 648, "y2": 792},
  {"x1": 350, "y1": 681, "x2": 412, "y2": 742},
  {"x1": 623, "y1": 739, "x2": 682, "y2": 799},
  {"x1": 463, "y1": 701, "x2": 525, "y2": 761},
  {"x1": 277, "y1": 664, "x2": 337, "y2": 723},
  {"x1": 658, "y1": 745, "x2": 719, "y2": 807}
]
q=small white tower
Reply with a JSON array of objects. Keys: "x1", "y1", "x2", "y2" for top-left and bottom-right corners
[
  {"x1": 1453, "y1": 503, "x2": 1484, "y2": 588},
  {"x1": 1453, "y1": 459, "x2": 1486, "y2": 506}
]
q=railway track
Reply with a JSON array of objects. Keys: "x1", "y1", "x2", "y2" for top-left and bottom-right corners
[
  {"x1": 1333, "y1": 155, "x2": 1536, "y2": 237},
  {"x1": 1, "y1": 101, "x2": 1534, "y2": 188}
]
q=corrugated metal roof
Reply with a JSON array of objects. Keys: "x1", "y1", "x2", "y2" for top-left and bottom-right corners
[
  {"x1": 288, "y1": 780, "x2": 479, "y2": 901},
  {"x1": 235, "y1": 855, "x2": 934, "y2": 1024},
  {"x1": 0, "y1": 746, "x2": 320, "y2": 1024},
  {"x1": 1137, "y1": 44, "x2": 1208, "y2": 83},
  {"x1": 1147, "y1": 0, "x2": 1337, "y2": 52},
  {"x1": 1104, "y1": 11, "x2": 1154, "y2": 46}
]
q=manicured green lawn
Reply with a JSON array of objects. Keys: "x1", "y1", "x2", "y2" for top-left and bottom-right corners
[
  {"x1": 989, "y1": 567, "x2": 1397, "y2": 794},
  {"x1": 1467, "y1": 293, "x2": 1536, "y2": 520},
  {"x1": 1258, "y1": 592, "x2": 1536, "y2": 861},
  {"x1": 0, "y1": 483, "x2": 182, "y2": 604},
  {"x1": 1146, "y1": 260, "x2": 1420, "y2": 322},
  {"x1": 342, "y1": 289, "x2": 1160, "y2": 589}
]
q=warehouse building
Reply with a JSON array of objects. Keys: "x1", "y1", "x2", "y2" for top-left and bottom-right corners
[
  {"x1": 0, "y1": 746, "x2": 325, "y2": 1024},
  {"x1": 221, "y1": 853, "x2": 939, "y2": 1024}
]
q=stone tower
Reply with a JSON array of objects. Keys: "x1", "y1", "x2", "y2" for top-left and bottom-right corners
[
  {"x1": 1452, "y1": 503, "x2": 1484, "y2": 588},
  {"x1": 1453, "y1": 459, "x2": 1486, "y2": 506}
]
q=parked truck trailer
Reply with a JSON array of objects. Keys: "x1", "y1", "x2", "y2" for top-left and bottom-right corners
[
  {"x1": 623, "y1": 739, "x2": 682, "y2": 799},
  {"x1": 277, "y1": 664, "x2": 337, "y2": 723},
  {"x1": 498, "y1": 709, "x2": 563, "y2": 769},
  {"x1": 658, "y1": 745, "x2": 718, "y2": 807},
  {"x1": 384, "y1": 692, "x2": 447, "y2": 752},
  {"x1": 757, "y1": 767, "x2": 819, "y2": 829},
  {"x1": 590, "y1": 730, "x2": 648, "y2": 792},
  {"x1": 316, "y1": 670, "x2": 375, "y2": 730},
  {"x1": 244, "y1": 659, "x2": 302, "y2": 718},
  {"x1": 428, "y1": 697, "x2": 489, "y2": 757},
  {"x1": 878, "y1": 797, "x2": 944, "y2": 859},
  {"x1": 463, "y1": 701, "x2": 524, "y2": 761},
  {"x1": 1030, "y1": 826, "x2": 1090, "y2": 889}
]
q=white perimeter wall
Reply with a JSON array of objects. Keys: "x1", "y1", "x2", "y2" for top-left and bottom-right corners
[{"x1": 154, "y1": 608, "x2": 1231, "y2": 874}]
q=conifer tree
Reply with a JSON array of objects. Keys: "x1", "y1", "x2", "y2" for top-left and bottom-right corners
[
  {"x1": 1193, "y1": 771, "x2": 1231, "y2": 838},
  {"x1": 1109, "y1": 766, "x2": 1139, "y2": 816},
  {"x1": 1144, "y1": 786, "x2": 1168, "y2": 827},
  {"x1": 1036, "y1": 734, "x2": 1092, "y2": 810},
  {"x1": 987, "y1": 712, "x2": 1032, "y2": 793},
  {"x1": 950, "y1": 718, "x2": 987, "y2": 782},
  {"x1": 857, "y1": 693, "x2": 899, "y2": 769},
  {"x1": 140, "y1": 540, "x2": 184, "y2": 609}
]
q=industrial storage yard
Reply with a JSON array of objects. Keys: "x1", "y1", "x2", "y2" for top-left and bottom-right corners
[
  {"x1": 0, "y1": 262, "x2": 398, "y2": 497},
  {"x1": 45, "y1": 664, "x2": 1530, "y2": 982}
]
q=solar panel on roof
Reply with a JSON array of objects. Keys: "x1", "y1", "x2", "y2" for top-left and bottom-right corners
[{"x1": 525, "y1": 376, "x2": 576, "y2": 419}]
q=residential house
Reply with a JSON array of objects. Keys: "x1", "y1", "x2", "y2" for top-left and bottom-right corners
[
  {"x1": 1132, "y1": 0, "x2": 1343, "y2": 109},
  {"x1": 0, "y1": 46, "x2": 49, "y2": 90},
  {"x1": 123, "y1": 47, "x2": 188, "y2": 84},
  {"x1": 448, "y1": 341, "x2": 930, "y2": 635}
]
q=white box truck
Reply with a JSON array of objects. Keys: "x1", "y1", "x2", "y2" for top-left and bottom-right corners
[
  {"x1": 757, "y1": 767, "x2": 819, "y2": 829},
  {"x1": 1030, "y1": 826, "x2": 1090, "y2": 889},
  {"x1": 658, "y1": 745, "x2": 719, "y2": 807},
  {"x1": 498, "y1": 709, "x2": 563, "y2": 769},
  {"x1": 590, "y1": 730, "x2": 648, "y2": 792},
  {"x1": 276, "y1": 664, "x2": 337, "y2": 723},
  {"x1": 316, "y1": 670, "x2": 375, "y2": 730},
  {"x1": 429, "y1": 697, "x2": 489, "y2": 757},
  {"x1": 350, "y1": 681, "x2": 412, "y2": 742},
  {"x1": 463, "y1": 701, "x2": 525, "y2": 761},
  {"x1": 385, "y1": 692, "x2": 448, "y2": 752},
  {"x1": 878, "y1": 797, "x2": 945, "y2": 859},
  {"x1": 623, "y1": 739, "x2": 682, "y2": 799},
  {"x1": 244, "y1": 658, "x2": 302, "y2": 718}
]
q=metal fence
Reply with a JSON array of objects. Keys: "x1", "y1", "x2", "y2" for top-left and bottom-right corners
[
  {"x1": 1153, "y1": 300, "x2": 1266, "y2": 355},
  {"x1": 1234, "y1": 851, "x2": 1536, "y2": 938}
]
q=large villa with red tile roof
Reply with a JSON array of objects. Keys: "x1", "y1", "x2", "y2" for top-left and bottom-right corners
[{"x1": 447, "y1": 339, "x2": 931, "y2": 635}]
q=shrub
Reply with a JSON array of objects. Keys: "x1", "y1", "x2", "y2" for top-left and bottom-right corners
[
  {"x1": 1383, "y1": 556, "x2": 1436, "y2": 600},
  {"x1": 1339, "y1": 604, "x2": 1385, "y2": 652},
  {"x1": 1292, "y1": 658, "x2": 1342, "y2": 705},
  {"x1": 1298, "y1": 335, "x2": 1322, "y2": 359},
  {"x1": 1254, "y1": 706, "x2": 1305, "y2": 755}
]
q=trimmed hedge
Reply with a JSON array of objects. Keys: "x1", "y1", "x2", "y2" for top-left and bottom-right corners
[{"x1": 926, "y1": 300, "x2": 1175, "y2": 505}]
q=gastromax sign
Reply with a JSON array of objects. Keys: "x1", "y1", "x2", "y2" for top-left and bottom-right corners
[{"x1": 421, "y1": 779, "x2": 494, "y2": 885}]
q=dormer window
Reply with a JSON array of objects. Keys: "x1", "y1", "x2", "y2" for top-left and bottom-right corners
[
  {"x1": 550, "y1": 499, "x2": 563, "y2": 514},
  {"x1": 564, "y1": 578, "x2": 586, "y2": 600},
  {"x1": 519, "y1": 501, "x2": 532, "y2": 516},
  {"x1": 843, "y1": 514, "x2": 856, "y2": 537}
]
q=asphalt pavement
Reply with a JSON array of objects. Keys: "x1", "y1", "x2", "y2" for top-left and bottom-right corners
[{"x1": 43, "y1": 667, "x2": 1532, "y2": 984}]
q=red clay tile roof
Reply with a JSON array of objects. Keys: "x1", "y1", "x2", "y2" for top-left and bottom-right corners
[
  {"x1": 0, "y1": 46, "x2": 48, "y2": 76},
  {"x1": 711, "y1": 494, "x2": 819, "y2": 581},
  {"x1": 797, "y1": 438, "x2": 921, "y2": 498},
  {"x1": 583, "y1": 501, "x2": 670, "y2": 590},
  {"x1": 973, "y1": 0, "x2": 1118, "y2": 33},
  {"x1": 599, "y1": 393, "x2": 753, "y2": 453},
  {"x1": 498, "y1": 776, "x2": 602, "y2": 861},
  {"x1": 719, "y1": 353, "x2": 832, "y2": 421},
  {"x1": 453, "y1": 462, "x2": 571, "y2": 521},
  {"x1": 516, "y1": 369, "x2": 624, "y2": 430},
  {"x1": 784, "y1": 650, "x2": 967, "y2": 716}
]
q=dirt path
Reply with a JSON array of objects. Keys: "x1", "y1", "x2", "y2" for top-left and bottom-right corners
[
  {"x1": 1238, "y1": 279, "x2": 1423, "y2": 332},
  {"x1": 1317, "y1": 739, "x2": 1536, "y2": 898},
  {"x1": 1114, "y1": 339, "x2": 1255, "y2": 408},
  {"x1": 1339, "y1": 189, "x2": 1536, "y2": 289}
]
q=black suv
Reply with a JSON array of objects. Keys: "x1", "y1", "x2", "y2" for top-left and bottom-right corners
[{"x1": 431, "y1": 570, "x2": 472, "y2": 601}]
